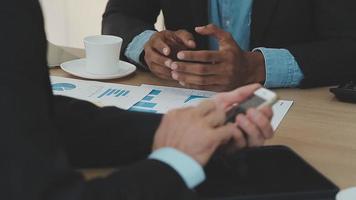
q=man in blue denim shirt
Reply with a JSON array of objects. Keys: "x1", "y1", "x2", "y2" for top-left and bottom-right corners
[
  {"x1": 123, "y1": 1, "x2": 302, "y2": 91},
  {"x1": 103, "y1": 0, "x2": 356, "y2": 91}
]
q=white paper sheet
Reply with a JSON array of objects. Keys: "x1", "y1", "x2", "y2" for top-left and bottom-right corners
[
  {"x1": 271, "y1": 100, "x2": 293, "y2": 131},
  {"x1": 128, "y1": 84, "x2": 216, "y2": 113},
  {"x1": 50, "y1": 76, "x2": 151, "y2": 110},
  {"x1": 130, "y1": 84, "x2": 293, "y2": 130},
  {"x1": 50, "y1": 78, "x2": 293, "y2": 130}
]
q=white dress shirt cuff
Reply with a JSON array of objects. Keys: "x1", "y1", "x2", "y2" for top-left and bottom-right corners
[{"x1": 149, "y1": 147, "x2": 206, "y2": 189}]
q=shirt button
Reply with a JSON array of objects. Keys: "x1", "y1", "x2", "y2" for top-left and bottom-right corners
[{"x1": 225, "y1": 20, "x2": 231, "y2": 26}]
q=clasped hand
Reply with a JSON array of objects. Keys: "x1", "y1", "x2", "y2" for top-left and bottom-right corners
[{"x1": 144, "y1": 24, "x2": 266, "y2": 92}]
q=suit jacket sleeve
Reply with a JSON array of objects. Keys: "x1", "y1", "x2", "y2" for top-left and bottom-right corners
[
  {"x1": 53, "y1": 96, "x2": 162, "y2": 168},
  {"x1": 287, "y1": 0, "x2": 356, "y2": 88},
  {"x1": 0, "y1": 1, "x2": 198, "y2": 200},
  {"x1": 102, "y1": 0, "x2": 161, "y2": 59}
]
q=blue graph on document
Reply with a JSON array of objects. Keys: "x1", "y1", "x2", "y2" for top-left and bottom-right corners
[
  {"x1": 129, "y1": 89, "x2": 161, "y2": 113},
  {"x1": 184, "y1": 95, "x2": 208, "y2": 103},
  {"x1": 97, "y1": 88, "x2": 130, "y2": 98},
  {"x1": 129, "y1": 89, "x2": 210, "y2": 114}
]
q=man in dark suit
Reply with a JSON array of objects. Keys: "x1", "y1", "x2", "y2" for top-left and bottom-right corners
[
  {"x1": 102, "y1": 0, "x2": 356, "y2": 91},
  {"x1": 1, "y1": 0, "x2": 273, "y2": 199}
]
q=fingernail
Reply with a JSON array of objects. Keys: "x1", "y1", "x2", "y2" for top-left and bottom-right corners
[
  {"x1": 172, "y1": 72, "x2": 179, "y2": 80},
  {"x1": 179, "y1": 81, "x2": 186, "y2": 86},
  {"x1": 164, "y1": 60, "x2": 172, "y2": 67},
  {"x1": 171, "y1": 62, "x2": 178, "y2": 70},
  {"x1": 163, "y1": 48, "x2": 169, "y2": 55},
  {"x1": 177, "y1": 52, "x2": 185, "y2": 60}
]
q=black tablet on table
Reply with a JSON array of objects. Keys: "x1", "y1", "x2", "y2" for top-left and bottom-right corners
[{"x1": 197, "y1": 146, "x2": 339, "y2": 200}]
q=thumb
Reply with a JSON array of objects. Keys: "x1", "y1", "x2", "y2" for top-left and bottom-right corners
[
  {"x1": 213, "y1": 83, "x2": 262, "y2": 109},
  {"x1": 195, "y1": 24, "x2": 235, "y2": 46},
  {"x1": 175, "y1": 30, "x2": 196, "y2": 49}
]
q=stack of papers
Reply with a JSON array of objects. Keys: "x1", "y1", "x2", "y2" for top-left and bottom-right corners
[{"x1": 50, "y1": 76, "x2": 293, "y2": 130}]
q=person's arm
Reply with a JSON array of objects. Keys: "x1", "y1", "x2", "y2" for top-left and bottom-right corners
[
  {"x1": 82, "y1": 159, "x2": 198, "y2": 200},
  {"x1": 253, "y1": 48, "x2": 304, "y2": 88},
  {"x1": 252, "y1": 1, "x2": 356, "y2": 88},
  {"x1": 53, "y1": 96, "x2": 162, "y2": 168},
  {"x1": 1, "y1": 1, "x2": 199, "y2": 200},
  {"x1": 102, "y1": 0, "x2": 161, "y2": 60},
  {"x1": 286, "y1": 0, "x2": 356, "y2": 88},
  {"x1": 124, "y1": 30, "x2": 156, "y2": 68}
]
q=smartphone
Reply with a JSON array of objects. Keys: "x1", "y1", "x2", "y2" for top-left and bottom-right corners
[
  {"x1": 167, "y1": 37, "x2": 213, "y2": 64},
  {"x1": 225, "y1": 88, "x2": 278, "y2": 124}
]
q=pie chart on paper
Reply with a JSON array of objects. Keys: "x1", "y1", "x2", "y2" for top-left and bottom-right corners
[{"x1": 52, "y1": 83, "x2": 76, "y2": 92}]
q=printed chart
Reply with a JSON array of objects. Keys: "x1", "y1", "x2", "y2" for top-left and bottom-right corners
[
  {"x1": 129, "y1": 84, "x2": 293, "y2": 131},
  {"x1": 129, "y1": 85, "x2": 215, "y2": 114},
  {"x1": 97, "y1": 88, "x2": 130, "y2": 98},
  {"x1": 50, "y1": 76, "x2": 151, "y2": 110},
  {"x1": 50, "y1": 77, "x2": 293, "y2": 131}
]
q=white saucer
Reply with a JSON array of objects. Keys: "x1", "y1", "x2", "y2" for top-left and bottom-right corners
[
  {"x1": 337, "y1": 187, "x2": 356, "y2": 200},
  {"x1": 60, "y1": 58, "x2": 136, "y2": 80}
]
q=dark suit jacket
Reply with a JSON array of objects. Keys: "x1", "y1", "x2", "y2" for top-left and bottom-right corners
[
  {"x1": 0, "y1": 1, "x2": 197, "y2": 199},
  {"x1": 102, "y1": 0, "x2": 356, "y2": 88}
]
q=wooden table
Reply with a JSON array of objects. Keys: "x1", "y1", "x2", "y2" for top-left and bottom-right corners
[{"x1": 50, "y1": 48, "x2": 356, "y2": 189}]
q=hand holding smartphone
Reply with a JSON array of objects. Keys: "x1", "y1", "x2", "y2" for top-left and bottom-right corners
[
  {"x1": 225, "y1": 88, "x2": 278, "y2": 124},
  {"x1": 167, "y1": 36, "x2": 213, "y2": 64}
]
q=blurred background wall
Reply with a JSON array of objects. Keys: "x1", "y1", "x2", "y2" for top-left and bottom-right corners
[{"x1": 39, "y1": 0, "x2": 164, "y2": 48}]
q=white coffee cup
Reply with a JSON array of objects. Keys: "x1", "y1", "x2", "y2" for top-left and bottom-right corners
[{"x1": 84, "y1": 35, "x2": 123, "y2": 75}]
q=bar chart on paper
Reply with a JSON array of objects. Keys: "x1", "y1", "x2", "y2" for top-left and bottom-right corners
[
  {"x1": 50, "y1": 76, "x2": 151, "y2": 110},
  {"x1": 50, "y1": 77, "x2": 294, "y2": 130},
  {"x1": 97, "y1": 88, "x2": 130, "y2": 98},
  {"x1": 129, "y1": 85, "x2": 215, "y2": 114},
  {"x1": 129, "y1": 89, "x2": 161, "y2": 113},
  {"x1": 130, "y1": 84, "x2": 294, "y2": 131}
]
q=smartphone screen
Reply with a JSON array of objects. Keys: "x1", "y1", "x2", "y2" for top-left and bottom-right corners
[{"x1": 225, "y1": 95, "x2": 268, "y2": 124}]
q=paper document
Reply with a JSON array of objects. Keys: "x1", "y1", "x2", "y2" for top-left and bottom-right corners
[
  {"x1": 130, "y1": 85, "x2": 293, "y2": 130},
  {"x1": 50, "y1": 76, "x2": 151, "y2": 110},
  {"x1": 50, "y1": 78, "x2": 293, "y2": 130},
  {"x1": 129, "y1": 84, "x2": 216, "y2": 113},
  {"x1": 271, "y1": 100, "x2": 293, "y2": 130}
]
